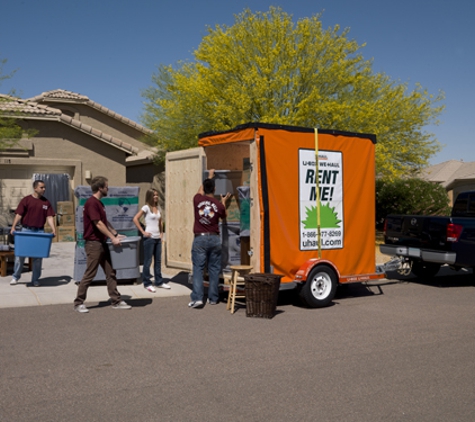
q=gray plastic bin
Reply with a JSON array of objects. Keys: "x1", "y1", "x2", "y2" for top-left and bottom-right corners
[{"x1": 108, "y1": 236, "x2": 141, "y2": 270}]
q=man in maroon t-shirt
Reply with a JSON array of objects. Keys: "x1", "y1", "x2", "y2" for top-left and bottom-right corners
[
  {"x1": 10, "y1": 180, "x2": 56, "y2": 287},
  {"x1": 189, "y1": 169, "x2": 230, "y2": 308},
  {"x1": 73, "y1": 176, "x2": 131, "y2": 313}
]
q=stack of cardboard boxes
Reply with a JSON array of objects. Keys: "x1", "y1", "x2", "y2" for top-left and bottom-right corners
[
  {"x1": 43, "y1": 215, "x2": 57, "y2": 242},
  {"x1": 56, "y1": 201, "x2": 75, "y2": 242}
]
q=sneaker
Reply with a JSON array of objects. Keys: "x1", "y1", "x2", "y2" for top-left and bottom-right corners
[
  {"x1": 156, "y1": 283, "x2": 171, "y2": 289},
  {"x1": 32, "y1": 280, "x2": 40, "y2": 287},
  {"x1": 145, "y1": 285, "x2": 156, "y2": 293},
  {"x1": 111, "y1": 301, "x2": 131, "y2": 310},
  {"x1": 207, "y1": 298, "x2": 218, "y2": 305},
  {"x1": 74, "y1": 304, "x2": 89, "y2": 313},
  {"x1": 10, "y1": 278, "x2": 18, "y2": 286},
  {"x1": 188, "y1": 300, "x2": 204, "y2": 309}
]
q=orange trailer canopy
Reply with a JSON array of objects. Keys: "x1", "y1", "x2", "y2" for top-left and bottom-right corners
[{"x1": 199, "y1": 123, "x2": 377, "y2": 283}]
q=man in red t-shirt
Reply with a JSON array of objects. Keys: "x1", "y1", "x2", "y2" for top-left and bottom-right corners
[
  {"x1": 73, "y1": 176, "x2": 131, "y2": 313},
  {"x1": 10, "y1": 180, "x2": 56, "y2": 287},
  {"x1": 189, "y1": 169, "x2": 230, "y2": 308}
]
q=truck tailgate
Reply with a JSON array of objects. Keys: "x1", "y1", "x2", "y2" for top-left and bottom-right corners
[{"x1": 385, "y1": 215, "x2": 450, "y2": 249}]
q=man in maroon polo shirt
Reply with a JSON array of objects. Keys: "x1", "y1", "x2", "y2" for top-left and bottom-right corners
[
  {"x1": 189, "y1": 169, "x2": 230, "y2": 308},
  {"x1": 10, "y1": 180, "x2": 56, "y2": 287},
  {"x1": 73, "y1": 176, "x2": 131, "y2": 313}
]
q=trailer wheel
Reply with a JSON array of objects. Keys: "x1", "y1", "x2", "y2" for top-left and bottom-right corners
[
  {"x1": 300, "y1": 265, "x2": 338, "y2": 308},
  {"x1": 411, "y1": 261, "x2": 441, "y2": 279}
]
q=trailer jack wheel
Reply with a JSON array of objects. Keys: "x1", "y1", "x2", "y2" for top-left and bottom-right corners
[{"x1": 300, "y1": 264, "x2": 337, "y2": 308}]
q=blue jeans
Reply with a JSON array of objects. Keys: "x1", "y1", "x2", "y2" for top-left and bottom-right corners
[
  {"x1": 12, "y1": 227, "x2": 44, "y2": 282},
  {"x1": 142, "y1": 237, "x2": 163, "y2": 287},
  {"x1": 191, "y1": 235, "x2": 222, "y2": 303}
]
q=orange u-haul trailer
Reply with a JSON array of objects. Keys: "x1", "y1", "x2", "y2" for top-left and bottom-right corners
[{"x1": 165, "y1": 123, "x2": 385, "y2": 308}]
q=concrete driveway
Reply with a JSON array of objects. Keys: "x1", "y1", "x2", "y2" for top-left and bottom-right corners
[{"x1": 0, "y1": 241, "x2": 191, "y2": 309}]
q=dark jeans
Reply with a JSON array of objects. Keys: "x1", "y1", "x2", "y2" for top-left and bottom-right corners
[
  {"x1": 191, "y1": 235, "x2": 221, "y2": 303},
  {"x1": 142, "y1": 237, "x2": 163, "y2": 286},
  {"x1": 74, "y1": 241, "x2": 121, "y2": 306}
]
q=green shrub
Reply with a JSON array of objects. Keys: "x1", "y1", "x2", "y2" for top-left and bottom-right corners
[{"x1": 376, "y1": 178, "x2": 451, "y2": 228}]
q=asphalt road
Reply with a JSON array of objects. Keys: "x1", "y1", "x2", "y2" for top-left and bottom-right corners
[{"x1": 1, "y1": 269, "x2": 475, "y2": 422}]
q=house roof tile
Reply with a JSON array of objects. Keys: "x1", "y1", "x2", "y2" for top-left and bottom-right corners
[
  {"x1": 29, "y1": 89, "x2": 89, "y2": 102},
  {"x1": 0, "y1": 95, "x2": 138, "y2": 155},
  {"x1": 0, "y1": 94, "x2": 61, "y2": 117},
  {"x1": 420, "y1": 160, "x2": 475, "y2": 187},
  {"x1": 28, "y1": 89, "x2": 153, "y2": 134},
  {"x1": 126, "y1": 147, "x2": 158, "y2": 165}
]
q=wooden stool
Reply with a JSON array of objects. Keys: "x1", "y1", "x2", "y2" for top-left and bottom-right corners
[
  {"x1": 0, "y1": 251, "x2": 15, "y2": 277},
  {"x1": 227, "y1": 265, "x2": 253, "y2": 314},
  {"x1": 0, "y1": 251, "x2": 32, "y2": 277}
]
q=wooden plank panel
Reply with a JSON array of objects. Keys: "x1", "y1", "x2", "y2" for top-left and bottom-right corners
[
  {"x1": 165, "y1": 148, "x2": 205, "y2": 270},
  {"x1": 249, "y1": 140, "x2": 261, "y2": 273}
]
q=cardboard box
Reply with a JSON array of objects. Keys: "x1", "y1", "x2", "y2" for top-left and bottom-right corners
[
  {"x1": 241, "y1": 168, "x2": 251, "y2": 186},
  {"x1": 57, "y1": 226, "x2": 76, "y2": 242},
  {"x1": 57, "y1": 214, "x2": 75, "y2": 226},
  {"x1": 44, "y1": 222, "x2": 58, "y2": 242},
  {"x1": 224, "y1": 196, "x2": 240, "y2": 223},
  {"x1": 57, "y1": 201, "x2": 74, "y2": 215},
  {"x1": 44, "y1": 221, "x2": 56, "y2": 232}
]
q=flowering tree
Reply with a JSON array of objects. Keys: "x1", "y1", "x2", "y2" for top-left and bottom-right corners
[{"x1": 142, "y1": 7, "x2": 444, "y2": 178}]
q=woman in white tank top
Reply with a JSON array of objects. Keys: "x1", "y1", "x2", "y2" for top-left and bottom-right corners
[{"x1": 133, "y1": 189, "x2": 171, "y2": 292}]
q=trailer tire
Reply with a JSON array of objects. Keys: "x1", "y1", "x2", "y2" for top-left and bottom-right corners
[
  {"x1": 300, "y1": 264, "x2": 338, "y2": 308},
  {"x1": 411, "y1": 261, "x2": 441, "y2": 279}
]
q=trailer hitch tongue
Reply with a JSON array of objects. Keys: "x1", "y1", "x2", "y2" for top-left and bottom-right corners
[{"x1": 377, "y1": 257, "x2": 406, "y2": 274}]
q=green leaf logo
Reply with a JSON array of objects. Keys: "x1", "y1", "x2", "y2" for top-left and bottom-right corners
[{"x1": 302, "y1": 204, "x2": 341, "y2": 229}]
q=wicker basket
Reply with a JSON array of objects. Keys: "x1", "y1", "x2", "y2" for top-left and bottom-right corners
[{"x1": 244, "y1": 273, "x2": 282, "y2": 319}]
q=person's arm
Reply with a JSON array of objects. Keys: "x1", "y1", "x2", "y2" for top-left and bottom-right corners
[
  {"x1": 107, "y1": 221, "x2": 126, "y2": 240},
  {"x1": 10, "y1": 214, "x2": 22, "y2": 235},
  {"x1": 220, "y1": 193, "x2": 232, "y2": 218},
  {"x1": 133, "y1": 208, "x2": 153, "y2": 238},
  {"x1": 133, "y1": 209, "x2": 145, "y2": 232},
  {"x1": 46, "y1": 215, "x2": 56, "y2": 236},
  {"x1": 198, "y1": 169, "x2": 215, "y2": 194},
  {"x1": 159, "y1": 216, "x2": 164, "y2": 240},
  {"x1": 95, "y1": 220, "x2": 121, "y2": 246}
]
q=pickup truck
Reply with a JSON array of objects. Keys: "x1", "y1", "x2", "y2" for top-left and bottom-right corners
[{"x1": 380, "y1": 190, "x2": 475, "y2": 278}]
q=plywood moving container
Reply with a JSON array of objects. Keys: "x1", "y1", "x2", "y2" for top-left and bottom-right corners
[{"x1": 165, "y1": 123, "x2": 385, "y2": 308}]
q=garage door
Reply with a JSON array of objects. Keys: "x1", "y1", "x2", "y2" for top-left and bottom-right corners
[{"x1": 0, "y1": 165, "x2": 73, "y2": 227}]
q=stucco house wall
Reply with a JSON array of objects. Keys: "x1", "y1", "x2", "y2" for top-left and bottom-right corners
[
  {"x1": 0, "y1": 90, "x2": 159, "y2": 227},
  {"x1": 30, "y1": 92, "x2": 154, "y2": 153},
  {"x1": 44, "y1": 103, "x2": 150, "y2": 150},
  {"x1": 17, "y1": 119, "x2": 128, "y2": 186}
]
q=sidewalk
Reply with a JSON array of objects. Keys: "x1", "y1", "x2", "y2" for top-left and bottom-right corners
[{"x1": 0, "y1": 242, "x2": 191, "y2": 309}]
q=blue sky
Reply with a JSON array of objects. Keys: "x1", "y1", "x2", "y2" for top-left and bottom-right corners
[{"x1": 1, "y1": 0, "x2": 473, "y2": 165}]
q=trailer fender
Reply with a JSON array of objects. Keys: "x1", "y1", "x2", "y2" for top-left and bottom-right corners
[{"x1": 294, "y1": 258, "x2": 341, "y2": 284}]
